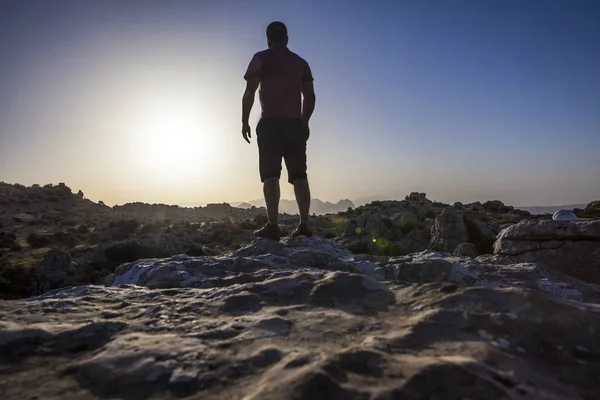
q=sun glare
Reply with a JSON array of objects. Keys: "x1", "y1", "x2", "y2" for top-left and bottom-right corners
[{"x1": 126, "y1": 102, "x2": 223, "y2": 184}]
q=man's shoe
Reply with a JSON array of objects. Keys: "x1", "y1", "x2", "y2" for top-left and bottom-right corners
[
  {"x1": 290, "y1": 224, "x2": 313, "y2": 238},
  {"x1": 254, "y1": 223, "x2": 281, "y2": 241}
]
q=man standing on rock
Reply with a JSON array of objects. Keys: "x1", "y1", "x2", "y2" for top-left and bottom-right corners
[{"x1": 241, "y1": 21, "x2": 316, "y2": 241}]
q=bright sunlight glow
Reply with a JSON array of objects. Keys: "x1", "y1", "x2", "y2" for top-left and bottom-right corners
[{"x1": 123, "y1": 93, "x2": 224, "y2": 186}]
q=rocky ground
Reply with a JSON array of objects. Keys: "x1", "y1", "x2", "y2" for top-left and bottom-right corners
[
  {"x1": 2, "y1": 236, "x2": 600, "y2": 399},
  {"x1": 2, "y1": 183, "x2": 600, "y2": 398}
]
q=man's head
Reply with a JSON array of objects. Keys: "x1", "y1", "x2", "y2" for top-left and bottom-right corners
[{"x1": 266, "y1": 21, "x2": 288, "y2": 48}]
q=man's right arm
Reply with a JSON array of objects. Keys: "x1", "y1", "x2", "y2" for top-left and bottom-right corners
[{"x1": 302, "y1": 80, "x2": 316, "y2": 127}]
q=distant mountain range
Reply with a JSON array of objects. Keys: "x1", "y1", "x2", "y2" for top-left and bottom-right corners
[
  {"x1": 237, "y1": 198, "x2": 355, "y2": 215},
  {"x1": 184, "y1": 197, "x2": 591, "y2": 217}
]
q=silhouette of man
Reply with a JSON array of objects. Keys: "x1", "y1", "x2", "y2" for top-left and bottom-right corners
[{"x1": 242, "y1": 21, "x2": 316, "y2": 241}]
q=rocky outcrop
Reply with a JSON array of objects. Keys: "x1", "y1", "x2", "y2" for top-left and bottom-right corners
[
  {"x1": 35, "y1": 249, "x2": 79, "y2": 292},
  {"x1": 494, "y1": 219, "x2": 600, "y2": 284},
  {"x1": 1, "y1": 237, "x2": 600, "y2": 399},
  {"x1": 338, "y1": 194, "x2": 535, "y2": 256},
  {"x1": 428, "y1": 207, "x2": 469, "y2": 253}
]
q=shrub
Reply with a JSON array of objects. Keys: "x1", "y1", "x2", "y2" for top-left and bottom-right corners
[
  {"x1": 385, "y1": 242, "x2": 411, "y2": 256},
  {"x1": 104, "y1": 242, "x2": 166, "y2": 264},
  {"x1": 398, "y1": 219, "x2": 417, "y2": 235},
  {"x1": 239, "y1": 220, "x2": 256, "y2": 230},
  {"x1": 26, "y1": 233, "x2": 51, "y2": 248},
  {"x1": 323, "y1": 232, "x2": 336, "y2": 239},
  {"x1": 348, "y1": 241, "x2": 370, "y2": 254},
  {"x1": 141, "y1": 223, "x2": 161, "y2": 235},
  {"x1": 0, "y1": 259, "x2": 35, "y2": 299},
  {"x1": 10, "y1": 244, "x2": 22, "y2": 251},
  {"x1": 108, "y1": 219, "x2": 140, "y2": 240},
  {"x1": 75, "y1": 262, "x2": 117, "y2": 285},
  {"x1": 1, "y1": 237, "x2": 16, "y2": 248},
  {"x1": 76, "y1": 225, "x2": 89, "y2": 235},
  {"x1": 331, "y1": 216, "x2": 347, "y2": 235},
  {"x1": 53, "y1": 231, "x2": 79, "y2": 248},
  {"x1": 88, "y1": 232, "x2": 102, "y2": 244},
  {"x1": 186, "y1": 245, "x2": 206, "y2": 256},
  {"x1": 252, "y1": 214, "x2": 268, "y2": 227}
]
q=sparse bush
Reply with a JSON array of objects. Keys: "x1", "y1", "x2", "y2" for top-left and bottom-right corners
[
  {"x1": 10, "y1": 244, "x2": 22, "y2": 251},
  {"x1": 253, "y1": 214, "x2": 268, "y2": 227},
  {"x1": 104, "y1": 242, "x2": 166, "y2": 264},
  {"x1": 186, "y1": 245, "x2": 206, "y2": 257},
  {"x1": 75, "y1": 262, "x2": 116, "y2": 285},
  {"x1": 141, "y1": 223, "x2": 161, "y2": 235},
  {"x1": 0, "y1": 259, "x2": 35, "y2": 299},
  {"x1": 1, "y1": 237, "x2": 16, "y2": 248},
  {"x1": 348, "y1": 241, "x2": 370, "y2": 254},
  {"x1": 88, "y1": 232, "x2": 102, "y2": 244},
  {"x1": 323, "y1": 232, "x2": 336, "y2": 239},
  {"x1": 239, "y1": 220, "x2": 256, "y2": 230},
  {"x1": 398, "y1": 219, "x2": 417, "y2": 235},
  {"x1": 26, "y1": 232, "x2": 51, "y2": 248},
  {"x1": 209, "y1": 221, "x2": 242, "y2": 246},
  {"x1": 53, "y1": 231, "x2": 79, "y2": 248},
  {"x1": 108, "y1": 219, "x2": 140, "y2": 240},
  {"x1": 331, "y1": 216, "x2": 347, "y2": 235},
  {"x1": 385, "y1": 242, "x2": 411, "y2": 256}
]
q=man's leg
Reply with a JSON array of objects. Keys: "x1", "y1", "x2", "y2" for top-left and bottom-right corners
[
  {"x1": 254, "y1": 118, "x2": 283, "y2": 240},
  {"x1": 264, "y1": 177, "x2": 280, "y2": 225},
  {"x1": 293, "y1": 178, "x2": 311, "y2": 225},
  {"x1": 284, "y1": 119, "x2": 312, "y2": 236}
]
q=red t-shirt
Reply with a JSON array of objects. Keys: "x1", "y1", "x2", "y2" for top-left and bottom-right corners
[{"x1": 244, "y1": 46, "x2": 314, "y2": 118}]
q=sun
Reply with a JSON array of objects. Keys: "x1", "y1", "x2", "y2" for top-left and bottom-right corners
[{"x1": 127, "y1": 105, "x2": 222, "y2": 183}]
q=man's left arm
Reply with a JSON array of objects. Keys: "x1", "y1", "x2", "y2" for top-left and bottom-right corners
[{"x1": 242, "y1": 55, "x2": 262, "y2": 143}]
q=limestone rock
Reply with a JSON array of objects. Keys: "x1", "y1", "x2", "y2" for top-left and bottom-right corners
[
  {"x1": 454, "y1": 243, "x2": 478, "y2": 258},
  {"x1": 494, "y1": 219, "x2": 600, "y2": 283},
  {"x1": 429, "y1": 207, "x2": 469, "y2": 253},
  {"x1": 36, "y1": 249, "x2": 78, "y2": 292},
  {"x1": 2, "y1": 236, "x2": 600, "y2": 399}
]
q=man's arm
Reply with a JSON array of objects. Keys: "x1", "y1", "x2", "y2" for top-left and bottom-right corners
[
  {"x1": 301, "y1": 80, "x2": 316, "y2": 126},
  {"x1": 241, "y1": 54, "x2": 262, "y2": 143},
  {"x1": 242, "y1": 77, "x2": 260, "y2": 126}
]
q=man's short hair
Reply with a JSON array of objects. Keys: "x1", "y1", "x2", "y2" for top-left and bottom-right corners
[{"x1": 267, "y1": 21, "x2": 288, "y2": 42}]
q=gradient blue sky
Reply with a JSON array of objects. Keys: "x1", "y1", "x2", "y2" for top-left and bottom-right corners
[{"x1": 1, "y1": 0, "x2": 599, "y2": 206}]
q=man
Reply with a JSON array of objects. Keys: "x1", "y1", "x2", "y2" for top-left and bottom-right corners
[{"x1": 242, "y1": 21, "x2": 316, "y2": 241}]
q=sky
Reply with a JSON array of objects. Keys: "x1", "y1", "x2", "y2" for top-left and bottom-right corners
[{"x1": 1, "y1": 0, "x2": 599, "y2": 207}]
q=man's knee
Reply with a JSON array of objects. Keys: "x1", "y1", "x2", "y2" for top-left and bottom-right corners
[{"x1": 289, "y1": 174, "x2": 308, "y2": 185}]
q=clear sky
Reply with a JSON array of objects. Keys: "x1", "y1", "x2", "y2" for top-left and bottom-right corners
[{"x1": 1, "y1": 0, "x2": 599, "y2": 207}]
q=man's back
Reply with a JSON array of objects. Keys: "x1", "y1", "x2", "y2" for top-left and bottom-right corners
[{"x1": 244, "y1": 46, "x2": 313, "y2": 118}]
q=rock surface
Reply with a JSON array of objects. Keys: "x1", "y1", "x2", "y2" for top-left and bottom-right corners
[
  {"x1": 2, "y1": 237, "x2": 600, "y2": 399},
  {"x1": 494, "y1": 219, "x2": 600, "y2": 284},
  {"x1": 429, "y1": 207, "x2": 469, "y2": 253}
]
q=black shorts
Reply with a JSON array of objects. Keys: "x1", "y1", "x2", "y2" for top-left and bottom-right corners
[{"x1": 256, "y1": 117, "x2": 309, "y2": 184}]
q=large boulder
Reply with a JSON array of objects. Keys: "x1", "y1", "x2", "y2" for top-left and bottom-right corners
[
  {"x1": 494, "y1": 219, "x2": 600, "y2": 284},
  {"x1": 428, "y1": 207, "x2": 469, "y2": 253},
  {"x1": 36, "y1": 249, "x2": 78, "y2": 292}
]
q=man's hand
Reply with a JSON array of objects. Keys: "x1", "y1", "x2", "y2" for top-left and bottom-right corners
[{"x1": 242, "y1": 123, "x2": 251, "y2": 143}]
